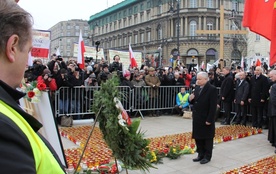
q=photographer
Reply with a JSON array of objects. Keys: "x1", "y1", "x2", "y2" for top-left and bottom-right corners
[
  {"x1": 109, "y1": 55, "x2": 122, "y2": 73},
  {"x1": 98, "y1": 64, "x2": 112, "y2": 85},
  {"x1": 37, "y1": 69, "x2": 57, "y2": 91}
]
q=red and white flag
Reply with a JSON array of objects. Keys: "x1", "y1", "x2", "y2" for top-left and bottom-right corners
[
  {"x1": 129, "y1": 43, "x2": 138, "y2": 68},
  {"x1": 201, "y1": 61, "x2": 205, "y2": 70},
  {"x1": 256, "y1": 59, "x2": 261, "y2": 67},
  {"x1": 241, "y1": 56, "x2": 244, "y2": 70},
  {"x1": 77, "y1": 30, "x2": 86, "y2": 69}
]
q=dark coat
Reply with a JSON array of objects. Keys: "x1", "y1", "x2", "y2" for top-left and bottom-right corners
[
  {"x1": 190, "y1": 82, "x2": 218, "y2": 139},
  {"x1": 235, "y1": 79, "x2": 249, "y2": 104},
  {"x1": 249, "y1": 74, "x2": 269, "y2": 106},
  {"x1": 171, "y1": 77, "x2": 185, "y2": 86},
  {"x1": 268, "y1": 83, "x2": 276, "y2": 117},
  {"x1": 220, "y1": 73, "x2": 234, "y2": 103}
]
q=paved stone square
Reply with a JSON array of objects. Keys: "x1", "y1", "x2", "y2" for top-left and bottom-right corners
[{"x1": 61, "y1": 115, "x2": 275, "y2": 174}]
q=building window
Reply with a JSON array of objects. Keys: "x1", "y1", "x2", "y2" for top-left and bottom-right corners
[
  {"x1": 119, "y1": 38, "x2": 122, "y2": 46},
  {"x1": 140, "y1": 13, "x2": 144, "y2": 22},
  {"x1": 134, "y1": 16, "x2": 137, "y2": 24},
  {"x1": 67, "y1": 45, "x2": 70, "y2": 50},
  {"x1": 123, "y1": 19, "x2": 126, "y2": 27},
  {"x1": 256, "y1": 34, "x2": 260, "y2": 41},
  {"x1": 207, "y1": 22, "x2": 213, "y2": 37},
  {"x1": 157, "y1": 24, "x2": 162, "y2": 40},
  {"x1": 147, "y1": 31, "x2": 151, "y2": 42},
  {"x1": 134, "y1": 6, "x2": 138, "y2": 13},
  {"x1": 67, "y1": 51, "x2": 70, "y2": 56},
  {"x1": 189, "y1": 20, "x2": 197, "y2": 36},
  {"x1": 84, "y1": 26, "x2": 88, "y2": 30},
  {"x1": 75, "y1": 32, "x2": 79, "y2": 36},
  {"x1": 113, "y1": 40, "x2": 116, "y2": 47},
  {"x1": 146, "y1": 12, "x2": 151, "y2": 21},
  {"x1": 134, "y1": 34, "x2": 138, "y2": 44},
  {"x1": 232, "y1": 0, "x2": 238, "y2": 11},
  {"x1": 129, "y1": 36, "x2": 132, "y2": 43},
  {"x1": 124, "y1": 37, "x2": 127, "y2": 46},
  {"x1": 190, "y1": 0, "x2": 197, "y2": 8},
  {"x1": 118, "y1": 21, "x2": 121, "y2": 29},
  {"x1": 207, "y1": 0, "x2": 213, "y2": 8},
  {"x1": 119, "y1": 12, "x2": 121, "y2": 18},
  {"x1": 157, "y1": 0, "x2": 162, "y2": 14},
  {"x1": 140, "y1": 33, "x2": 144, "y2": 43},
  {"x1": 114, "y1": 23, "x2": 117, "y2": 30},
  {"x1": 147, "y1": 1, "x2": 151, "y2": 8},
  {"x1": 67, "y1": 31, "x2": 71, "y2": 36},
  {"x1": 129, "y1": 8, "x2": 133, "y2": 16},
  {"x1": 129, "y1": 17, "x2": 132, "y2": 26},
  {"x1": 140, "y1": 3, "x2": 144, "y2": 11},
  {"x1": 67, "y1": 25, "x2": 71, "y2": 30},
  {"x1": 75, "y1": 25, "x2": 79, "y2": 30}
]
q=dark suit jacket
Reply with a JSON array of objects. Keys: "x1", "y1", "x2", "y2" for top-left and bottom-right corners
[
  {"x1": 220, "y1": 73, "x2": 234, "y2": 103},
  {"x1": 268, "y1": 83, "x2": 276, "y2": 117},
  {"x1": 249, "y1": 74, "x2": 269, "y2": 106},
  {"x1": 190, "y1": 82, "x2": 218, "y2": 139},
  {"x1": 235, "y1": 79, "x2": 249, "y2": 104}
]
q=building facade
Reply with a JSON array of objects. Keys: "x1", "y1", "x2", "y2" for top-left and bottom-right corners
[
  {"x1": 49, "y1": 19, "x2": 91, "y2": 61},
  {"x1": 88, "y1": 0, "x2": 247, "y2": 68},
  {"x1": 245, "y1": 31, "x2": 270, "y2": 68}
]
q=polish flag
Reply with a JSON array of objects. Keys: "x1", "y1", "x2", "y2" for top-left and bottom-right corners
[
  {"x1": 255, "y1": 59, "x2": 261, "y2": 67},
  {"x1": 77, "y1": 30, "x2": 86, "y2": 69},
  {"x1": 241, "y1": 56, "x2": 244, "y2": 70},
  {"x1": 201, "y1": 61, "x2": 205, "y2": 70},
  {"x1": 129, "y1": 43, "x2": 138, "y2": 68}
]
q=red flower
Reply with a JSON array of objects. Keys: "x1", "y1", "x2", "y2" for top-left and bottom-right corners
[
  {"x1": 37, "y1": 82, "x2": 47, "y2": 91},
  {"x1": 27, "y1": 91, "x2": 35, "y2": 98}
]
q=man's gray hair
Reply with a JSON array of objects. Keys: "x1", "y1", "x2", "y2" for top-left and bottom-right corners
[{"x1": 197, "y1": 71, "x2": 209, "y2": 80}]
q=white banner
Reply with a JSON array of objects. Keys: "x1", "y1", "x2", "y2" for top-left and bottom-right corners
[
  {"x1": 73, "y1": 43, "x2": 105, "y2": 60},
  {"x1": 108, "y1": 49, "x2": 142, "y2": 69}
]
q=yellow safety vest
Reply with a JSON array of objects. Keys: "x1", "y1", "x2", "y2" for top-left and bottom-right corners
[
  {"x1": 0, "y1": 100, "x2": 64, "y2": 174},
  {"x1": 177, "y1": 93, "x2": 189, "y2": 105}
]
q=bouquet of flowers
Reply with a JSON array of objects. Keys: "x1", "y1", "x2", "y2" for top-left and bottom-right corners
[{"x1": 21, "y1": 81, "x2": 47, "y2": 103}]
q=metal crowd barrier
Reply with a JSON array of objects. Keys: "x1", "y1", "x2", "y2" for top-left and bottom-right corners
[{"x1": 54, "y1": 86, "x2": 253, "y2": 121}]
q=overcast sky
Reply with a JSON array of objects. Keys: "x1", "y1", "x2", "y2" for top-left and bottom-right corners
[{"x1": 19, "y1": 0, "x2": 124, "y2": 30}]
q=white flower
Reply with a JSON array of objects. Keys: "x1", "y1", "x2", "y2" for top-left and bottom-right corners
[
  {"x1": 33, "y1": 88, "x2": 41, "y2": 96},
  {"x1": 31, "y1": 96, "x2": 40, "y2": 103},
  {"x1": 118, "y1": 114, "x2": 123, "y2": 120},
  {"x1": 118, "y1": 119, "x2": 126, "y2": 127}
]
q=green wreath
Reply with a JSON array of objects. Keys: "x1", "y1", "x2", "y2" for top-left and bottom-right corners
[{"x1": 92, "y1": 77, "x2": 153, "y2": 171}]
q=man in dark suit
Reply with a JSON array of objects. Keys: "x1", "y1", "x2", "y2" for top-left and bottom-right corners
[
  {"x1": 233, "y1": 72, "x2": 249, "y2": 125},
  {"x1": 248, "y1": 66, "x2": 269, "y2": 128},
  {"x1": 268, "y1": 70, "x2": 276, "y2": 153},
  {"x1": 189, "y1": 72, "x2": 217, "y2": 164},
  {"x1": 219, "y1": 67, "x2": 234, "y2": 125}
]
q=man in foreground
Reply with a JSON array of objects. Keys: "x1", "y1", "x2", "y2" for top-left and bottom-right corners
[
  {"x1": 189, "y1": 72, "x2": 217, "y2": 164},
  {"x1": 0, "y1": 1, "x2": 65, "y2": 173}
]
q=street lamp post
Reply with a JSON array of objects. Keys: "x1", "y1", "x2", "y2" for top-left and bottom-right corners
[
  {"x1": 169, "y1": 0, "x2": 180, "y2": 64},
  {"x1": 176, "y1": 0, "x2": 180, "y2": 59}
]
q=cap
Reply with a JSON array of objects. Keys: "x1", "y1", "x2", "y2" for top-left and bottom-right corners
[
  {"x1": 42, "y1": 69, "x2": 52, "y2": 76},
  {"x1": 89, "y1": 74, "x2": 96, "y2": 78},
  {"x1": 124, "y1": 70, "x2": 131, "y2": 77},
  {"x1": 148, "y1": 67, "x2": 155, "y2": 72}
]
